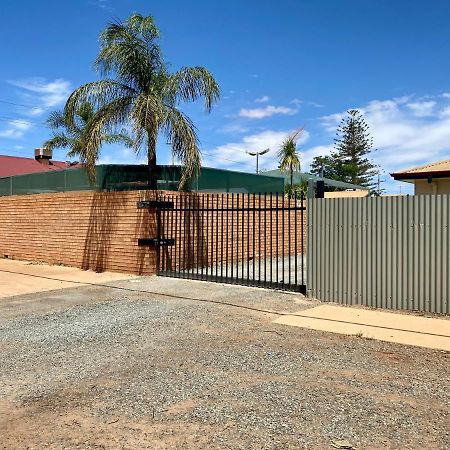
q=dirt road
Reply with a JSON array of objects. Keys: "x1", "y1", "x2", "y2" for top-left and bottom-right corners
[{"x1": 0, "y1": 275, "x2": 448, "y2": 449}]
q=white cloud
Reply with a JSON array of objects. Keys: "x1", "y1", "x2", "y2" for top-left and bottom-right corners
[
  {"x1": 291, "y1": 99, "x2": 323, "y2": 108},
  {"x1": 218, "y1": 123, "x2": 250, "y2": 134},
  {"x1": 202, "y1": 129, "x2": 310, "y2": 172},
  {"x1": 238, "y1": 105, "x2": 298, "y2": 119},
  {"x1": 301, "y1": 144, "x2": 334, "y2": 169},
  {"x1": 255, "y1": 95, "x2": 270, "y2": 103},
  {"x1": 0, "y1": 120, "x2": 33, "y2": 139},
  {"x1": 406, "y1": 101, "x2": 436, "y2": 117},
  {"x1": 308, "y1": 94, "x2": 450, "y2": 174},
  {"x1": 9, "y1": 78, "x2": 72, "y2": 116},
  {"x1": 28, "y1": 107, "x2": 45, "y2": 116},
  {"x1": 88, "y1": 0, "x2": 113, "y2": 11}
]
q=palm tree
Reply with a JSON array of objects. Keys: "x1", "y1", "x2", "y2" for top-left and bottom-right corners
[
  {"x1": 277, "y1": 129, "x2": 303, "y2": 191},
  {"x1": 44, "y1": 102, "x2": 132, "y2": 176},
  {"x1": 63, "y1": 13, "x2": 220, "y2": 189}
]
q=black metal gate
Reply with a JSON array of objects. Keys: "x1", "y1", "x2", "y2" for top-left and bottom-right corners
[{"x1": 145, "y1": 192, "x2": 306, "y2": 294}]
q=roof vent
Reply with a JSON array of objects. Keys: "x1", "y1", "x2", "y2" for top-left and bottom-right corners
[{"x1": 35, "y1": 147, "x2": 52, "y2": 162}]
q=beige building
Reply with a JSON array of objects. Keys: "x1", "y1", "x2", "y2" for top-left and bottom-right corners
[
  {"x1": 324, "y1": 190, "x2": 368, "y2": 198},
  {"x1": 391, "y1": 158, "x2": 450, "y2": 195}
]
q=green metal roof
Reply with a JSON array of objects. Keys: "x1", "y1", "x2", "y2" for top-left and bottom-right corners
[
  {"x1": 263, "y1": 169, "x2": 369, "y2": 190},
  {"x1": 0, "y1": 164, "x2": 284, "y2": 196}
]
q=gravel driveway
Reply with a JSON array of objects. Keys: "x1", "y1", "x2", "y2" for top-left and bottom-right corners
[{"x1": 0, "y1": 276, "x2": 448, "y2": 449}]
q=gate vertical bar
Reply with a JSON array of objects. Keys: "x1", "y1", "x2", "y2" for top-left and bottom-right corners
[
  {"x1": 252, "y1": 194, "x2": 256, "y2": 282},
  {"x1": 202, "y1": 194, "x2": 210, "y2": 279},
  {"x1": 294, "y1": 193, "x2": 298, "y2": 286},
  {"x1": 225, "y1": 193, "x2": 229, "y2": 279},
  {"x1": 236, "y1": 193, "x2": 240, "y2": 281},
  {"x1": 276, "y1": 193, "x2": 279, "y2": 288},
  {"x1": 258, "y1": 193, "x2": 261, "y2": 282},
  {"x1": 220, "y1": 193, "x2": 224, "y2": 279},
  {"x1": 288, "y1": 194, "x2": 291, "y2": 286},
  {"x1": 156, "y1": 195, "x2": 161, "y2": 274},
  {"x1": 241, "y1": 193, "x2": 245, "y2": 283},
  {"x1": 247, "y1": 193, "x2": 250, "y2": 283},
  {"x1": 270, "y1": 193, "x2": 273, "y2": 285},
  {"x1": 282, "y1": 194, "x2": 285, "y2": 287},
  {"x1": 197, "y1": 195, "x2": 205, "y2": 280},
  {"x1": 169, "y1": 194, "x2": 174, "y2": 272},
  {"x1": 215, "y1": 193, "x2": 219, "y2": 279},
  {"x1": 301, "y1": 192, "x2": 305, "y2": 288},
  {"x1": 231, "y1": 193, "x2": 234, "y2": 280}
]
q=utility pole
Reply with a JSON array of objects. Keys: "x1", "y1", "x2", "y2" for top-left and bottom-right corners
[{"x1": 247, "y1": 148, "x2": 269, "y2": 174}]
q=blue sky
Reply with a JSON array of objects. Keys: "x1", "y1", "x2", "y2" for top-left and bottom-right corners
[{"x1": 1, "y1": 0, "x2": 450, "y2": 193}]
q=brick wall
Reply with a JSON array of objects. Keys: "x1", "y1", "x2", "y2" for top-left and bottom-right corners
[
  {"x1": 0, "y1": 190, "x2": 158, "y2": 275},
  {"x1": 0, "y1": 190, "x2": 307, "y2": 276}
]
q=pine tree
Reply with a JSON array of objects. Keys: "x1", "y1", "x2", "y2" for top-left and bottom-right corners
[
  {"x1": 310, "y1": 155, "x2": 345, "y2": 182},
  {"x1": 333, "y1": 109, "x2": 377, "y2": 189}
]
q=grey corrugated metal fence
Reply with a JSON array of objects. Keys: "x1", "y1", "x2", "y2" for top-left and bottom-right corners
[{"x1": 307, "y1": 195, "x2": 449, "y2": 314}]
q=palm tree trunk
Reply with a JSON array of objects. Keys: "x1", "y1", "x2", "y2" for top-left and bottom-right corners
[
  {"x1": 147, "y1": 131, "x2": 158, "y2": 190},
  {"x1": 290, "y1": 163, "x2": 293, "y2": 191},
  {"x1": 148, "y1": 152, "x2": 157, "y2": 190}
]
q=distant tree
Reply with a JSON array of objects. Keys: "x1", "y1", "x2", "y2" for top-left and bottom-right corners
[
  {"x1": 310, "y1": 154, "x2": 340, "y2": 179},
  {"x1": 64, "y1": 13, "x2": 220, "y2": 188},
  {"x1": 372, "y1": 169, "x2": 385, "y2": 196},
  {"x1": 333, "y1": 109, "x2": 377, "y2": 189},
  {"x1": 277, "y1": 129, "x2": 303, "y2": 191},
  {"x1": 44, "y1": 102, "x2": 132, "y2": 170},
  {"x1": 284, "y1": 180, "x2": 308, "y2": 198},
  {"x1": 309, "y1": 154, "x2": 345, "y2": 191}
]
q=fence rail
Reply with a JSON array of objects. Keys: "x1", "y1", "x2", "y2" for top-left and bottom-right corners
[
  {"x1": 156, "y1": 192, "x2": 307, "y2": 293},
  {"x1": 307, "y1": 195, "x2": 449, "y2": 314}
]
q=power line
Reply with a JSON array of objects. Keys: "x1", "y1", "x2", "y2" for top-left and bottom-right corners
[
  {"x1": 201, "y1": 150, "x2": 256, "y2": 170},
  {"x1": 0, "y1": 99, "x2": 48, "y2": 109},
  {"x1": 0, "y1": 116, "x2": 47, "y2": 127}
]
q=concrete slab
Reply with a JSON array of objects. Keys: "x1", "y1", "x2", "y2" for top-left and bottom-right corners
[
  {"x1": 0, "y1": 258, "x2": 135, "y2": 298},
  {"x1": 274, "y1": 304, "x2": 450, "y2": 351}
]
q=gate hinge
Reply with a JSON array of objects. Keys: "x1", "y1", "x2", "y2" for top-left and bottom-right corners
[
  {"x1": 137, "y1": 200, "x2": 174, "y2": 210},
  {"x1": 138, "y1": 238, "x2": 175, "y2": 247}
]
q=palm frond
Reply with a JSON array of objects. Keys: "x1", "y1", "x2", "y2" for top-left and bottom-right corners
[
  {"x1": 130, "y1": 93, "x2": 164, "y2": 155},
  {"x1": 165, "y1": 67, "x2": 220, "y2": 111},
  {"x1": 278, "y1": 129, "x2": 303, "y2": 173},
  {"x1": 95, "y1": 15, "x2": 162, "y2": 90},
  {"x1": 46, "y1": 111, "x2": 67, "y2": 129},
  {"x1": 43, "y1": 132, "x2": 73, "y2": 150},
  {"x1": 64, "y1": 80, "x2": 137, "y2": 128},
  {"x1": 102, "y1": 131, "x2": 134, "y2": 147},
  {"x1": 76, "y1": 102, "x2": 95, "y2": 123},
  {"x1": 78, "y1": 97, "x2": 135, "y2": 180},
  {"x1": 162, "y1": 107, "x2": 200, "y2": 189}
]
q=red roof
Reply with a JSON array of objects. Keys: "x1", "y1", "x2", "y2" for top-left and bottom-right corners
[{"x1": 0, "y1": 155, "x2": 80, "y2": 178}]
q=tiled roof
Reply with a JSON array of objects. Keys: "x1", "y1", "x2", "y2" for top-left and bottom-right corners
[
  {"x1": 0, "y1": 155, "x2": 80, "y2": 178},
  {"x1": 392, "y1": 157, "x2": 450, "y2": 175}
]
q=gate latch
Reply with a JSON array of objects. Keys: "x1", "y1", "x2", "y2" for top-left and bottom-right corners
[
  {"x1": 138, "y1": 238, "x2": 175, "y2": 247},
  {"x1": 137, "y1": 200, "x2": 174, "y2": 210}
]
